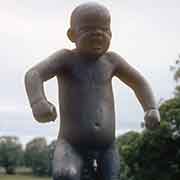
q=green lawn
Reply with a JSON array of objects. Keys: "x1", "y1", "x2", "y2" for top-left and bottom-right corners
[{"x1": 0, "y1": 175, "x2": 51, "y2": 180}]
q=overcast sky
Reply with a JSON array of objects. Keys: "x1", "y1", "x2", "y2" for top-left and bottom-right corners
[{"x1": 0, "y1": 0, "x2": 179, "y2": 144}]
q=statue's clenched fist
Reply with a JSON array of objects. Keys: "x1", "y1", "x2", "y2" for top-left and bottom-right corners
[
  {"x1": 32, "y1": 99, "x2": 57, "y2": 123},
  {"x1": 144, "y1": 109, "x2": 160, "y2": 130}
]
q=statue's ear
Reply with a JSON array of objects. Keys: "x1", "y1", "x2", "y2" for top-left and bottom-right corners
[{"x1": 67, "y1": 28, "x2": 76, "y2": 42}]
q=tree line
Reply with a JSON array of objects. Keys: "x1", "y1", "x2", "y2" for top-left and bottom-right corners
[
  {"x1": 1, "y1": 56, "x2": 180, "y2": 179},
  {"x1": 0, "y1": 136, "x2": 55, "y2": 176}
]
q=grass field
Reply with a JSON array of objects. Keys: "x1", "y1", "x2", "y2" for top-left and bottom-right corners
[
  {"x1": 0, "y1": 167, "x2": 51, "y2": 180},
  {"x1": 0, "y1": 175, "x2": 51, "y2": 180}
]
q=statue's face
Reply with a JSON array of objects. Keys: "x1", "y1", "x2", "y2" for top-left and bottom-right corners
[{"x1": 74, "y1": 13, "x2": 112, "y2": 57}]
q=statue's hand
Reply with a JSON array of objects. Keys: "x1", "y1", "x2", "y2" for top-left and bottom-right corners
[
  {"x1": 144, "y1": 109, "x2": 160, "y2": 130},
  {"x1": 31, "y1": 99, "x2": 57, "y2": 123}
]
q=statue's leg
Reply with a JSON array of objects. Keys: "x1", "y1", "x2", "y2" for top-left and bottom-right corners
[
  {"x1": 97, "y1": 143, "x2": 120, "y2": 180},
  {"x1": 53, "y1": 139, "x2": 83, "y2": 180}
]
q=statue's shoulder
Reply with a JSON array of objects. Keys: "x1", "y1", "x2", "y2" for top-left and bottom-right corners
[
  {"x1": 53, "y1": 48, "x2": 74, "y2": 60},
  {"x1": 104, "y1": 51, "x2": 124, "y2": 66},
  {"x1": 48, "y1": 49, "x2": 75, "y2": 68}
]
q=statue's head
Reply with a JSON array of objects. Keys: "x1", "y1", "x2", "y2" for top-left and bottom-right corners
[{"x1": 67, "y1": 2, "x2": 112, "y2": 57}]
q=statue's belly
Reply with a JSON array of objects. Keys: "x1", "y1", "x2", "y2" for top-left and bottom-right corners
[
  {"x1": 59, "y1": 92, "x2": 115, "y2": 148},
  {"x1": 60, "y1": 112, "x2": 115, "y2": 148},
  {"x1": 58, "y1": 74, "x2": 115, "y2": 148}
]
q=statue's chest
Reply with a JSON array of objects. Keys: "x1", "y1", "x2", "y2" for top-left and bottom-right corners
[{"x1": 70, "y1": 61, "x2": 112, "y2": 84}]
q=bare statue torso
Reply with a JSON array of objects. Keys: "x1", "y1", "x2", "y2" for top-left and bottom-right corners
[
  {"x1": 25, "y1": 2, "x2": 160, "y2": 180},
  {"x1": 58, "y1": 50, "x2": 116, "y2": 147}
]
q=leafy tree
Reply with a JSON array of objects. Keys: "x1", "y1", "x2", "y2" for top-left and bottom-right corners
[
  {"x1": 117, "y1": 125, "x2": 180, "y2": 180},
  {"x1": 160, "y1": 97, "x2": 180, "y2": 137},
  {"x1": 170, "y1": 54, "x2": 180, "y2": 97},
  {"x1": 135, "y1": 125, "x2": 178, "y2": 180},
  {"x1": 24, "y1": 137, "x2": 49, "y2": 176},
  {"x1": 0, "y1": 136, "x2": 23, "y2": 174},
  {"x1": 117, "y1": 131, "x2": 140, "y2": 180}
]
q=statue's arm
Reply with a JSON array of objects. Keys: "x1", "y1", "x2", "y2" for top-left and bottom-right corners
[
  {"x1": 110, "y1": 52, "x2": 160, "y2": 129},
  {"x1": 25, "y1": 49, "x2": 68, "y2": 123}
]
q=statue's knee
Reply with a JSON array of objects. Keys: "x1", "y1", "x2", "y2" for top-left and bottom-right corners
[{"x1": 53, "y1": 167, "x2": 79, "y2": 180}]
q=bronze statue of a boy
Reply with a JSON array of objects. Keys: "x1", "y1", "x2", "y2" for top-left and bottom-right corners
[{"x1": 25, "y1": 2, "x2": 160, "y2": 180}]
